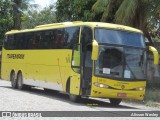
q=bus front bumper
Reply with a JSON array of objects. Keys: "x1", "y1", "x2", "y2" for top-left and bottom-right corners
[{"x1": 90, "y1": 87, "x2": 145, "y2": 100}]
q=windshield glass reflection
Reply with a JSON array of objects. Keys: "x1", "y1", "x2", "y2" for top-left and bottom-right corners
[
  {"x1": 95, "y1": 45, "x2": 146, "y2": 80},
  {"x1": 95, "y1": 28, "x2": 145, "y2": 48}
]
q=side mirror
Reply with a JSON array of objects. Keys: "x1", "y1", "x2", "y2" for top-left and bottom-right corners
[
  {"x1": 92, "y1": 40, "x2": 99, "y2": 60},
  {"x1": 149, "y1": 46, "x2": 159, "y2": 65},
  {"x1": 148, "y1": 46, "x2": 160, "y2": 79}
]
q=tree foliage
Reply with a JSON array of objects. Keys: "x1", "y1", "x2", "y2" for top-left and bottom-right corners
[
  {"x1": 22, "y1": 5, "x2": 57, "y2": 29},
  {"x1": 12, "y1": 0, "x2": 37, "y2": 29},
  {"x1": 0, "y1": 0, "x2": 38, "y2": 42},
  {"x1": 92, "y1": 0, "x2": 160, "y2": 44},
  {"x1": 56, "y1": 0, "x2": 97, "y2": 22},
  {"x1": 0, "y1": 0, "x2": 160, "y2": 45},
  {"x1": 0, "y1": 0, "x2": 13, "y2": 43}
]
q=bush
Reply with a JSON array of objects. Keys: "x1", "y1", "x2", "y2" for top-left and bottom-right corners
[{"x1": 144, "y1": 88, "x2": 160, "y2": 102}]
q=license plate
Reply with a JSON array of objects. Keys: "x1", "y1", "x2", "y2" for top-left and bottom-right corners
[{"x1": 117, "y1": 93, "x2": 127, "y2": 97}]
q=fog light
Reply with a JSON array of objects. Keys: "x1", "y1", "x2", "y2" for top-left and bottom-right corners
[
  {"x1": 136, "y1": 86, "x2": 145, "y2": 91},
  {"x1": 100, "y1": 84, "x2": 104, "y2": 88}
]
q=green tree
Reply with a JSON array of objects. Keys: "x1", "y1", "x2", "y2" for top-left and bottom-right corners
[
  {"x1": 22, "y1": 5, "x2": 57, "y2": 29},
  {"x1": 0, "y1": 0, "x2": 37, "y2": 42},
  {"x1": 0, "y1": 0, "x2": 13, "y2": 43},
  {"x1": 56, "y1": 0, "x2": 97, "y2": 22},
  {"x1": 12, "y1": 0, "x2": 22, "y2": 29},
  {"x1": 12, "y1": 0, "x2": 37, "y2": 29},
  {"x1": 92, "y1": 0, "x2": 160, "y2": 44}
]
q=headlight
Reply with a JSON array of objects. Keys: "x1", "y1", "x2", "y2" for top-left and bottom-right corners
[
  {"x1": 94, "y1": 82, "x2": 109, "y2": 89},
  {"x1": 136, "y1": 86, "x2": 145, "y2": 91}
]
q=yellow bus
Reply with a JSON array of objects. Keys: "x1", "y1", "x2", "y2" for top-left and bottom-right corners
[{"x1": 1, "y1": 21, "x2": 159, "y2": 105}]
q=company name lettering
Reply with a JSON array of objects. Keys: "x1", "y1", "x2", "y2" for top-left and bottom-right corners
[{"x1": 7, "y1": 54, "x2": 25, "y2": 59}]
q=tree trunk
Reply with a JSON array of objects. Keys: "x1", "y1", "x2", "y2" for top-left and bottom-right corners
[
  {"x1": 13, "y1": 0, "x2": 22, "y2": 29},
  {"x1": 133, "y1": 9, "x2": 154, "y2": 46}
]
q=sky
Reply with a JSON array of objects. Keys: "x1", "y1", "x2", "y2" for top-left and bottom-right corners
[{"x1": 33, "y1": 0, "x2": 57, "y2": 8}]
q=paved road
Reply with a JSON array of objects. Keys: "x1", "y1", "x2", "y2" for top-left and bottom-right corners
[{"x1": 0, "y1": 80, "x2": 159, "y2": 120}]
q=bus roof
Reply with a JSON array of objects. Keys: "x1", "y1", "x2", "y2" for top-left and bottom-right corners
[{"x1": 6, "y1": 21, "x2": 142, "y2": 35}]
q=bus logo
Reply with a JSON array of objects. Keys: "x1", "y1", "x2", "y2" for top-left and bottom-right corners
[{"x1": 121, "y1": 85, "x2": 125, "y2": 90}]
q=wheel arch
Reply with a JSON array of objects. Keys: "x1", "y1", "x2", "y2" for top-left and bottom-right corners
[
  {"x1": 66, "y1": 76, "x2": 71, "y2": 93},
  {"x1": 10, "y1": 69, "x2": 15, "y2": 81},
  {"x1": 17, "y1": 70, "x2": 22, "y2": 78}
]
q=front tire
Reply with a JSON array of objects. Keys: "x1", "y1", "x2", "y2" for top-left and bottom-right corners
[
  {"x1": 109, "y1": 98, "x2": 122, "y2": 106},
  {"x1": 66, "y1": 81, "x2": 80, "y2": 102},
  {"x1": 10, "y1": 71, "x2": 17, "y2": 89},
  {"x1": 69, "y1": 94, "x2": 81, "y2": 102}
]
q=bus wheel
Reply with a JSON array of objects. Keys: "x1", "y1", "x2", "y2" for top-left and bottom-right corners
[
  {"x1": 17, "y1": 72, "x2": 24, "y2": 90},
  {"x1": 69, "y1": 94, "x2": 81, "y2": 102},
  {"x1": 10, "y1": 71, "x2": 17, "y2": 89},
  {"x1": 66, "y1": 81, "x2": 80, "y2": 102},
  {"x1": 109, "y1": 98, "x2": 122, "y2": 106}
]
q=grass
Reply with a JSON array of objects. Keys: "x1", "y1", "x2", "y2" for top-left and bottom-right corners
[
  {"x1": 144, "y1": 88, "x2": 160, "y2": 102},
  {"x1": 145, "y1": 100, "x2": 160, "y2": 108},
  {"x1": 123, "y1": 88, "x2": 160, "y2": 108},
  {"x1": 144, "y1": 88, "x2": 160, "y2": 108}
]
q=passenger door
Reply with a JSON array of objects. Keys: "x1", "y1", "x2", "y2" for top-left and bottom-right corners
[
  {"x1": 70, "y1": 44, "x2": 81, "y2": 95},
  {"x1": 82, "y1": 44, "x2": 93, "y2": 95},
  {"x1": 70, "y1": 26, "x2": 93, "y2": 96},
  {"x1": 81, "y1": 26, "x2": 93, "y2": 95}
]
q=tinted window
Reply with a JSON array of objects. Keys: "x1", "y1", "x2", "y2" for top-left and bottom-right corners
[
  {"x1": 15, "y1": 34, "x2": 24, "y2": 49},
  {"x1": 4, "y1": 35, "x2": 15, "y2": 50},
  {"x1": 54, "y1": 29, "x2": 65, "y2": 49},
  {"x1": 43, "y1": 31, "x2": 53, "y2": 49},
  {"x1": 50, "y1": 29, "x2": 56, "y2": 49},
  {"x1": 4, "y1": 26, "x2": 80, "y2": 50},
  {"x1": 95, "y1": 28, "x2": 145, "y2": 48},
  {"x1": 64, "y1": 27, "x2": 80, "y2": 49},
  {"x1": 81, "y1": 26, "x2": 92, "y2": 44},
  {"x1": 25, "y1": 33, "x2": 33, "y2": 49},
  {"x1": 81, "y1": 26, "x2": 93, "y2": 52}
]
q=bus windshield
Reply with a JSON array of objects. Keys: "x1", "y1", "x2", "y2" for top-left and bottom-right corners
[
  {"x1": 95, "y1": 45, "x2": 147, "y2": 80},
  {"x1": 95, "y1": 28, "x2": 145, "y2": 48}
]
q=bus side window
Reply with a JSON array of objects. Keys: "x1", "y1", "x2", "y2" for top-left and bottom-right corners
[
  {"x1": 39, "y1": 31, "x2": 53, "y2": 49},
  {"x1": 38, "y1": 31, "x2": 44, "y2": 49},
  {"x1": 10, "y1": 35, "x2": 16, "y2": 50},
  {"x1": 15, "y1": 34, "x2": 24, "y2": 50},
  {"x1": 47, "y1": 31, "x2": 53, "y2": 49},
  {"x1": 54, "y1": 29, "x2": 65, "y2": 49},
  {"x1": 23, "y1": 33, "x2": 29, "y2": 49},
  {"x1": 81, "y1": 26, "x2": 93, "y2": 52},
  {"x1": 25, "y1": 33, "x2": 33, "y2": 49},
  {"x1": 51, "y1": 30, "x2": 56, "y2": 49},
  {"x1": 34, "y1": 32, "x2": 41, "y2": 49},
  {"x1": 4, "y1": 35, "x2": 8, "y2": 49},
  {"x1": 5, "y1": 35, "x2": 14, "y2": 50},
  {"x1": 20, "y1": 34, "x2": 26, "y2": 50},
  {"x1": 65, "y1": 27, "x2": 80, "y2": 49}
]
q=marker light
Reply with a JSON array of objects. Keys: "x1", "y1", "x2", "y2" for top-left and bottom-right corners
[{"x1": 136, "y1": 86, "x2": 145, "y2": 91}]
